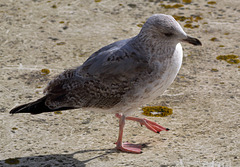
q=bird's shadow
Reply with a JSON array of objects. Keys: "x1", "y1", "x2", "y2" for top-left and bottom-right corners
[
  {"x1": 0, "y1": 148, "x2": 115, "y2": 167},
  {"x1": 0, "y1": 143, "x2": 150, "y2": 166}
]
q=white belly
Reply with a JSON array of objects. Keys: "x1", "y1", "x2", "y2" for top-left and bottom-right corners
[{"x1": 122, "y1": 43, "x2": 183, "y2": 114}]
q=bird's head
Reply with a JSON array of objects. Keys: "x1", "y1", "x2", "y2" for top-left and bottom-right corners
[{"x1": 140, "y1": 14, "x2": 202, "y2": 46}]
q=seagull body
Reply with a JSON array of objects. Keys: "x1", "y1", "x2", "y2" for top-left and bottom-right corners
[{"x1": 10, "y1": 14, "x2": 201, "y2": 153}]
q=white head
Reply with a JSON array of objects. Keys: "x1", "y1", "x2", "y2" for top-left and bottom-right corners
[{"x1": 139, "y1": 14, "x2": 202, "y2": 46}]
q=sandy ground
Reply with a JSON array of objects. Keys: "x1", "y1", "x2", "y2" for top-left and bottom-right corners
[{"x1": 0, "y1": 0, "x2": 239, "y2": 166}]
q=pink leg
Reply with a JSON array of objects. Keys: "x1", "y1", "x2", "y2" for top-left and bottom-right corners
[
  {"x1": 115, "y1": 114, "x2": 143, "y2": 154},
  {"x1": 115, "y1": 113, "x2": 169, "y2": 133}
]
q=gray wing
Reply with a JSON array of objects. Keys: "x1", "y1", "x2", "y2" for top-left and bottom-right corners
[
  {"x1": 44, "y1": 39, "x2": 152, "y2": 109},
  {"x1": 79, "y1": 44, "x2": 150, "y2": 82}
]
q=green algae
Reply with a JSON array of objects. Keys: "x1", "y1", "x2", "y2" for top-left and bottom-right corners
[
  {"x1": 137, "y1": 21, "x2": 146, "y2": 28},
  {"x1": 216, "y1": 55, "x2": 240, "y2": 64},
  {"x1": 173, "y1": 15, "x2": 202, "y2": 22},
  {"x1": 210, "y1": 37, "x2": 219, "y2": 41},
  {"x1": 194, "y1": 16, "x2": 203, "y2": 22},
  {"x1": 56, "y1": 42, "x2": 66, "y2": 45},
  {"x1": 180, "y1": 76, "x2": 185, "y2": 79},
  {"x1": 211, "y1": 68, "x2": 219, "y2": 72},
  {"x1": 184, "y1": 23, "x2": 199, "y2": 29},
  {"x1": 183, "y1": 0, "x2": 192, "y2": 3},
  {"x1": 51, "y1": 5, "x2": 57, "y2": 8},
  {"x1": 54, "y1": 111, "x2": 62, "y2": 115},
  {"x1": 142, "y1": 106, "x2": 173, "y2": 117},
  {"x1": 173, "y1": 15, "x2": 189, "y2": 22},
  {"x1": 161, "y1": 4, "x2": 184, "y2": 9},
  {"x1": 207, "y1": 1, "x2": 216, "y2": 5},
  {"x1": 173, "y1": 15, "x2": 202, "y2": 29},
  {"x1": 41, "y1": 68, "x2": 50, "y2": 75}
]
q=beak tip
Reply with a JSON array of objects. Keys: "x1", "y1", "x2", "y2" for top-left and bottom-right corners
[
  {"x1": 194, "y1": 39, "x2": 202, "y2": 46},
  {"x1": 184, "y1": 36, "x2": 202, "y2": 46}
]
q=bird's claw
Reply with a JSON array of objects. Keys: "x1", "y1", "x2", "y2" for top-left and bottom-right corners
[
  {"x1": 140, "y1": 118, "x2": 169, "y2": 133},
  {"x1": 116, "y1": 142, "x2": 143, "y2": 154}
]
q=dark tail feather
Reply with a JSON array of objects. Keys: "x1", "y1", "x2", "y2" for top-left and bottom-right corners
[{"x1": 10, "y1": 96, "x2": 75, "y2": 115}]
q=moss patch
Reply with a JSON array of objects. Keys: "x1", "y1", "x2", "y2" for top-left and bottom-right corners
[
  {"x1": 183, "y1": 0, "x2": 192, "y2": 3},
  {"x1": 161, "y1": 4, "x2": 184, "y2": 9},
  {"x1": 173, "y1": 15, "x2": 189, "y2": 22},
  {"x1": 56, "y1": 42, "x2": 66, "y2": 45},
  {"x1": 54, "y1": 111, "x2": 62, "y2": 115},
  {"x1": 210, "y1": 37, "x2": 219, "y2": 42},
  {"x1": 173, "y1": 15, "x2": 202, "y2": 22},
  {"x1": 137, "y1": 21, "x2": 146, "y2": 28},
  {"x1": 184, "y1": 23, "x2": 199, "y2": 29},
  {"x1": 142, "y1": 106, "x2": 173, "y2": 117},
  {"x1": 216, "y1": 55, "x2": 240, "y2": 64},
  {"x1": 41, "y1": 68, "x2": 50, "y2": 75},
  {"x1": 173, "y1": 15, "x2": 202, "y2": 29},
  {"x1": 207, "y1": 1, "x2": 216, "y2": 5},
  {"x1": 51, "y1": 5, "x2": 57, "y2": 8},
  {"x1": 211, "y1": 68, "x2": 219, "y2": 72}
]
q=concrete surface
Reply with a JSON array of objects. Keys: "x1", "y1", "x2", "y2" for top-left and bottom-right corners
[{"x1": 0, "y1": 0, "x2": 239, "y2": 166}]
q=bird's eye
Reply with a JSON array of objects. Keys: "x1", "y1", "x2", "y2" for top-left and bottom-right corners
[{"x1": 164, "y1": 33, "x2": 173, "y2": 37}]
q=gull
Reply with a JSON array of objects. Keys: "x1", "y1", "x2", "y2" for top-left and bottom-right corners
[{"x1": 10, "y1": 14, "x2": 201, "y2": 153}]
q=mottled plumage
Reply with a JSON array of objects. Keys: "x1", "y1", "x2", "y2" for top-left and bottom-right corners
[
  {"x1": 43, "y1": 38, "x2": 151, "y2": 110},
  {"x1": 10, "y1": 14, "x2": 201, "y2": 153}
]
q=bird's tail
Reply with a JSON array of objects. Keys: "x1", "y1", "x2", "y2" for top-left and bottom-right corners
[{"x1": 10, "y1": 96, "x2": 74, "y2": 115}]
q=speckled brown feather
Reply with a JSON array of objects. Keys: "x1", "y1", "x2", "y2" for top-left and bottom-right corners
[{"x1": 43, "y1": 43, "x2": 154, "y2": 109}]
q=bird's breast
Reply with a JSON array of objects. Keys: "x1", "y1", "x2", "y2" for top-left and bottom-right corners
[{"x1": 139, "y1": 43, "x2": 183, "y2": 101}]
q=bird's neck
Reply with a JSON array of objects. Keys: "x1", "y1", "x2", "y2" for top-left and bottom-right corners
[{"x1": 134, "y1": 32, "x2": 177, "y2": 59}]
